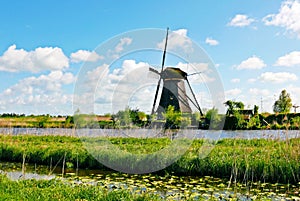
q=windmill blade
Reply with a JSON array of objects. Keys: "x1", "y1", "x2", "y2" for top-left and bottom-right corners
[
  {"x1": 177, "y1": 85, "x2": 200, "y2": 112},
  {"x1": 148, "y1": 66, "x2": 161, "y2": 79},
  {"x1": 160, "y1": 27, "x2": 169, "y2": 71},
  {"x1": 186, "y1": 78, "x2": 203, "y2": 116},
  {"x1": 148, "y1": 72, "x2": 159, "y2": 80},
  {"x1": 151, "y1": 28, "x2": 169, "y2": 115},
  {"x1": 188, "y1": 71, "x2": 203, "y2": 76},
  {"x1": 151, "y1": 78, "x2": 162, "y2": 115},
  {"x1": 149, "y1": 67, "x2": 160, "y2": 75}
]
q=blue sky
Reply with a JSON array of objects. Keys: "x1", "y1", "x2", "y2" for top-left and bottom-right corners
[{"x1": 0, "y1": 0, "x2": 300, "y2": 115}]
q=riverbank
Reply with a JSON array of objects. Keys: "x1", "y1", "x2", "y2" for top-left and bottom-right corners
[{"x1": 0, "y1": 134, "x2": 299, "y2": 184}]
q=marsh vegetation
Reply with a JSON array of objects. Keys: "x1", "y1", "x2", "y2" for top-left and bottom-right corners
[{"x1": 0, "y1": 133, "x2": 299, "y2": 200}]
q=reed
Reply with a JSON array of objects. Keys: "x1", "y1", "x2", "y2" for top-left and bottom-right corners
[{"x1": 0, "y1": 134, "x2": 299, "y2": 184}]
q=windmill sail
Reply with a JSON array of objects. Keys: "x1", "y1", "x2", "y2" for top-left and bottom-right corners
[{"x1": 151, "y1": 28, "x2": 169, "y2": 115}]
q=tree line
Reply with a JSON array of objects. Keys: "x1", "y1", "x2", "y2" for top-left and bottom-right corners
[
  {"x1": 205, "y1": 89, "x2": 299, "y2": 130},
  {"x1": 0, "y1": 89, "x2": 298, "y2": 130}
]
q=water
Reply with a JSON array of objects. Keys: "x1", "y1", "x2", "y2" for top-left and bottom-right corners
[
  {"x1": 0, "y1": 162, "x2": 299, "y2": 200},
  {"x1": 0, "y1": 127, "x2": 299, "y2": 140}
]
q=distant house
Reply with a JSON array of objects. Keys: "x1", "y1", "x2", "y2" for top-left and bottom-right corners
[
  {"x1": 96, "y1": 116, "x2": 113, "y2": 122},
  {"x1": 238, "y1": 109, "x2": 254, "y2": 121},
  {"x1": 227, "y1": 109, "x2": 254, "y2": 121}
]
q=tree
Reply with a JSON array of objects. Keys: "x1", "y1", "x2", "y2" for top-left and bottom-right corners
[
  {"x1": 65, "y1": 116, "x2": 74, "y2": 128},
  {"x1": 115, "y1": 107, "x2": 131, "y2": 127},
  {"x1": 163, "y1": 105, "x2": 182, "y2": 129},
  {"x1": 224, "y1": 100, "x2": 245, "y2": 115},
  {"x1": 247, "y1": 115, "x2": 260, "y2": 129},
  {"x1": 254, "y1": 105, "x2": 259, "y2": 116},
  {"x1": 129, "y1": 108, "x2": 147, "y2": 127},
  {"x1": 112, "y1": 107, "x2": 148, "y2": 128},
  {"x1": 273, "y1": 89, "x2": 292, "y2": 113},
  {"x1": 291, "y1": 116, "x2": 300, "y2": 129},
  {"x1": 191, "y1": 112, "x2": 200, "y2": 125},
  {"x1": 205, "y1": 107, "x2": 222, "y2": 129}
]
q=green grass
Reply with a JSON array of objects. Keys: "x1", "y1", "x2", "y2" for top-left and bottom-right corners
[
  {"x1": 0, "y1": 134, "x2": 299, "y2": 184},
  {"x1": 0, "y1": 174, "x2": 162, "y2": 201}
]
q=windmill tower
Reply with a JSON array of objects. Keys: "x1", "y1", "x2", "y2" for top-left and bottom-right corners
[{"x1": 150, "y1": 28, "x2": 203, "y2": 120}]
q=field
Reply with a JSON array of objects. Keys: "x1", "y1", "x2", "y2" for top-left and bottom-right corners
[{"x1": 0, "y1": 115, "x2": 69, "y2": 128}]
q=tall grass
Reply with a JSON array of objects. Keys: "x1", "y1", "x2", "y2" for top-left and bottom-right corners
[
  {"x1": 176, "y1": 138, "x2": 300, "y2": 184},
  {"x1": 0, "y1": 134, "x2": 299, "y2": 184}
]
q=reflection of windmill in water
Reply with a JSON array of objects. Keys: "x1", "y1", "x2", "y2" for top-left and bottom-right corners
[{"x1": 149, "y1": 28, "x2": 203, "y2": 125}]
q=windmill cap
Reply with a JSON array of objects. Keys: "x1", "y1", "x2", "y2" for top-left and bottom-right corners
[{"x1": 162, "y1": 67, "x2": 187, "y2": 80}]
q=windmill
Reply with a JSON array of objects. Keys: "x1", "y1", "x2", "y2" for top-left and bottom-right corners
[{"x1": 149, "y1": 28, "x2": 203, "y2": 121}]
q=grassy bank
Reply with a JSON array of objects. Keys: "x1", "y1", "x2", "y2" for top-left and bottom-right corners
[
  {"x1": 0, "y1": 174, "x2": 161, "y2": 201},
  {"x1": 0, "y1": 134, "x2": 299, "y2": 184}
]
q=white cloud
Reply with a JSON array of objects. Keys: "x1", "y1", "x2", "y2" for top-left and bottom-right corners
[
  {"x1": 0, "y1": 45, "x2": 69, "y2": 73},
  {"x1": 13, "y1": 71, "x2": 75, "y2": 93},
  {"x1": 115, "y1": 37, "x2": 132, "y2": 53},
  {"x1": 107, "y1": 37, "x2": 133, "y2": 59},
  {"x1": 0, "y1": 71, "x2": 75, "y2": 114},
  {"x1": 249, "y1": 88, "x2": 270, "y2": 96},
  {"x1": 205, "y1": 37, "x2": 219, "y2": 46},
  {"x1": 247, "y1": 78, "x2": 257, "y2": 83},
  {"x1": 287, "y1": 84, "x2": 300, "y2": 106},
  {"x1": 157, "y1": 29, "x2": 192, "y2": 52},
  {"x1": 274, "y1": 51, "x2": 300, "y2": 67},
  {"x1": 70, "y1": 50, "x2": 103, "y2": 63},
  {"x1": 176, "y1": 62, "x2": 209, "y2": 74},
  {"x1": 263, "y1": 0, "x2": 300, "y2": 38},
  {"x1": 86, "y1": 64, "x2": 109, "y2": 85},
  {"x1": 231, "y1": 78, "x2": 240, "y2": 83},
  {"x1": 259, "y1": 72, "x2": 298, "y2": 83},
  {"x1": 121, "y1": 59, "x2": 148, "y2": 74},
  {"x1": 228, "y1": 14, "x2": 255, "y2": 27},
  {"x1": 240, "y1": 89, "x2": 272, "y2": 112},
  {"x1": 105, "y1": 60, "x2": 149, "y2": 85},
  {"x1": 195, "y1": 91, "x2": 214, "y2": 112},
  {"x1": 79, "y1": 60, "x2": 153, "y2": 114},
  {"x1": 225, "y1": 88, "x2": 242, "y2": 97},
  {"x1": 73, "y1": 64, "x2": 110, "y2": 113},
  {"x1": 236, "y1": 56, "x2": 266, "y2": 70}
]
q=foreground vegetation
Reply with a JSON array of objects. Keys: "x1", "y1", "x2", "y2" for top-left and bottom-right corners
[
  {"x1": 0, "y1": 174, "x2": 161, "y2": 201},
  {"x1": 1, "y1": 172, "x2": 298, "y2": 201},
  {"x1": 0, "y1": 134, "x2": 299, "y2": 184}
]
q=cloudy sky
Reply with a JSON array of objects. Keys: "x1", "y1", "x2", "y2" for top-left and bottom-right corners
[{"x1": 0, "y1": 0, "x2": 300, "y2": 115}]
